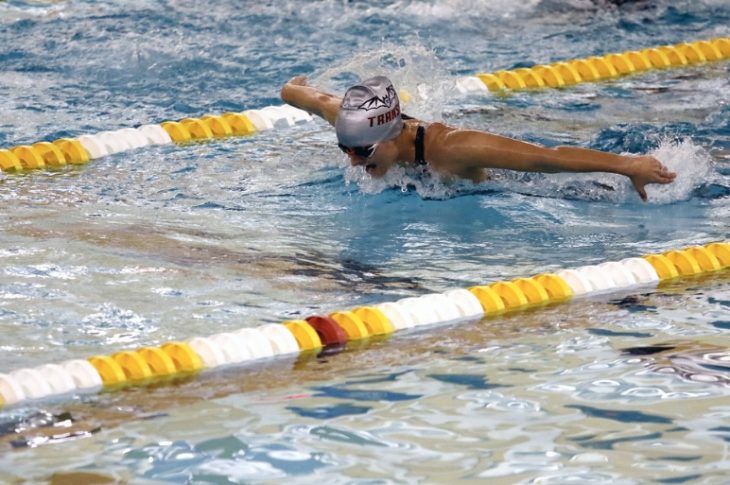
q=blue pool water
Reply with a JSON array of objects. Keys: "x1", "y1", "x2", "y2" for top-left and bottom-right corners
[{"x1": 0, "y1": 0, "x2": 729, "y2": 482}]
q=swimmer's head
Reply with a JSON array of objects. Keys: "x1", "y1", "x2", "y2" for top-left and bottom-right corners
[{"x1": 335, "y1": 76, "x2": 404, "y2": 148}]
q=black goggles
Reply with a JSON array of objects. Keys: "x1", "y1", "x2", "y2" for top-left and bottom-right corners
[{"x1": 338, "y1": 143, "x2": 377, "y2": 158}]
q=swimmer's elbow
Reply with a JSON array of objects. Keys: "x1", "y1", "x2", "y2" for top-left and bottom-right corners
[{"x1": 280, "y1": 85, "x2": 337, "y2": 126}]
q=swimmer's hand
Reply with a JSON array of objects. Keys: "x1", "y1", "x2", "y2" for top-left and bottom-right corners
[
  {"x1": 628, "y1": 155, "x2": 676, "y2": 202},
  {"x1": 287, "y1": 75, "x2": 308, "y2": 87},
  {"x1": 280, "y1": 75, "x2": 310, "y2": 107}
]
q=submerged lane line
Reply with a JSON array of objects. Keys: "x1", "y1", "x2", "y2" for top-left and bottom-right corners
[{"x1": 0, "y1": 242, "x2": 728, "y2": 409}]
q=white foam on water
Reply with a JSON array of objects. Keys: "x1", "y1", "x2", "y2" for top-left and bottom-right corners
[
  {"x1": 312, "y1": 40, "x2": 458, "y2": 123},
  {"x1": 344, "y1": 162, "x2": 479, "y2": 200},
  {"x1": 310, "y1": 38, "x2": 725, "y2": 205},
  {"x1": 344, "y1": 136, "x2": 723, "y2": 204},
  {"x1": 643, "y1": 138, "x2": 717, "y2": 204}
]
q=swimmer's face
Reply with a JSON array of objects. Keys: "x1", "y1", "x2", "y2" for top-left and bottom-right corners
[{"x1": 344, "y1": 140, "x2": 398, "y2": 178}]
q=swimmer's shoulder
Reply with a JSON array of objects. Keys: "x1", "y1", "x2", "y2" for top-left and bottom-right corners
[
  {"x1": 419, "y1": 122, "x2": 489, "y2": 183},
  {"x1": 402, "y1": 118, "x2": 454, "y2": 139},
  {"x1": 421, "y1": 121, "x2": 458, "y2": 153}
]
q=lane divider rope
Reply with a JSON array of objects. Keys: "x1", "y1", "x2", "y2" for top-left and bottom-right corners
[
  {"x1": 455, "y1": 37, "x2": 730, "y2": 93},
  {"x1": 1, "y1": 241, "x2": 728, "y2": 409},
  {"x1": 0, "y1": 107, "x2": 314, "y2": 174},
  {"x1": 1, "y1": 37, "x2": 727, "y2": 175}
]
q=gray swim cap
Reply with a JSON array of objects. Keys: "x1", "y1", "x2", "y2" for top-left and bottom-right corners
[{"x1": 335, "y1": 76, "x2": 404, "y2": 147}]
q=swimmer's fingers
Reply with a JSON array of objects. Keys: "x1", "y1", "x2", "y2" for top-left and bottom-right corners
[
  {"x1": 632, "y1": 179, "x2": 649, "y2": 202},
  {"x1": 630, "y1": 157, "x2": 677, "y2": 201},
  {"x1": 647, "y1": 161, "x2": 676, "y2": 186},
  {"x1": 656, "y1": 163, "x2": 677, "y2": 183}
]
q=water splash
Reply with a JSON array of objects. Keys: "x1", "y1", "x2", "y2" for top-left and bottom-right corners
[
  {"x1": 644, "y1": 138, "x2": 717, "y2": 204},
  {"x1": 312, "y1": 40, "x2": 457, "y2": 122},
  {"x1": 344, "y1": 137, "x2": 721, "y2": 203},
  {"x1": 536, "y1": 137, "x2": 718, "y2": 204},
  {"x1": 309, "y1": 38, "x2": 723, "y2": 205},
  {"x1": 392, "y1": 0, "x2": 543, "y2": 20},
  {"x1": 0, "y1": 0, "x2": 68, "y2": 22},
  {"x1": 344, "y1": 164, "x2": 475, "y2": 200}
]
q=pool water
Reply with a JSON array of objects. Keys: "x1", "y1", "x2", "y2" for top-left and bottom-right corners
[{"x1": 1, "y1": 0, "x2": 729, "y2": 483}]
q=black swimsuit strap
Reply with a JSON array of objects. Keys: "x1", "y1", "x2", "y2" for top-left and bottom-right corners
[{"x1": 414, "y1": 125, "x2": 426, "y2": 166}]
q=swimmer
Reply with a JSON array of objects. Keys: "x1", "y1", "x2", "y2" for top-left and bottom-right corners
[{"x1": 280, "y1": 75, "x2": 676, "y2": 201}]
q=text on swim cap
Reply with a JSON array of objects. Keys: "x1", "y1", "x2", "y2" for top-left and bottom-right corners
[{"x1": 367, "y1": 104, "x2": 400, "y2": 127}]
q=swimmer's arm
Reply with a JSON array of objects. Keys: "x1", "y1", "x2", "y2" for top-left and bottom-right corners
[
  {"x1": 438, "y1": 130, "x2": 676, "y2": 201},
  {"x1": 280, "y1": 75, "x2": 340, "y2": 127}
]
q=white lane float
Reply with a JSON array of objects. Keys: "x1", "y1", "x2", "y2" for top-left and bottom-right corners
[
  {"x1": 444, "y1": 289, "x2": 485, "y2": 318},
  {"x1": 9, "y1": 368, "x2": 53, "y2": 400},
  {"x1": 598, "y1": 261, "x2": 639, "y2": 288},
  {"x1": 77, "y1": 134, "x2": 110, "y2": 159},
  {"x1": 375, "y1": 301, "x2": 415, "y2": 330},
  {"x1": 397, "y1": 297, "x2": 440, "y2": 327},
  {"x1": 556, "y1": 268, "x2": 594, "y2": 295},
  {"x1": 116, "y1": 128, "x2": 150, "y2": 149},
  {"x1": 0, "y1": 373, "x2": 26, "y2": 405},
  {"x1": 37, "y1": 363, "x2": 77, "y2": 394},
  {"x1": 258, "y1": 323, "x2": 300, "y2": 355},
  {"x1": 576, "y1": 265, "x2": 616, "y2": 292},
  {"x1": 60, "y1": 359, "x2": 103, "y2": 389},
  {"x1": 137, "y1": 124, "x2": 173, "y2": 145},
  {"x1": 455, "y1": 76, "x2": 489, "y2": 94},
  {"x1": 259, "y1": 106, "x2": 296, "y2": 129},
  {"x1": 209, "y1": 332, "x2": 255, "y2": 364},
  {"x1": 187, "y1": 336, "x2": 227, "y2": 368},
  {"x1": 422, "y1": 293, "x2": 463, "y2": 322},
  {"x1": 620, "y1": 257, "x2": 660, "y2": 284},
  {"x1": 243, "y1": 110, "x2": 274, "y2": 131},
  {"x1": 94, "y1": 131, "x2": 130, "y2": 154},
  {"x1": 234, "y1": 327, "x2": 276, "y2": 359}
]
